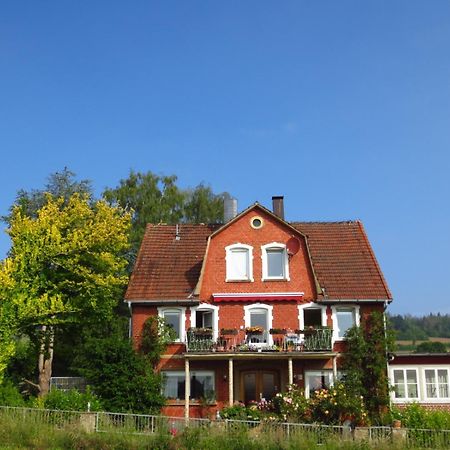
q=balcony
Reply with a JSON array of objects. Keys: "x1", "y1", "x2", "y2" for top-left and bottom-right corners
[{"x1": 185, "y1": 327, "x2": 333, "y2": 354}]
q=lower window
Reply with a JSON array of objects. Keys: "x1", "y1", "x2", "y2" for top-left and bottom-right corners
[
  {"x1": 304, "y1": 370, "x2": 334, "y2": 398},
  {"x1": 162, "y1": 371, "x2": 215, "y2": 401},
  {"x1": 392, "y1": 369, "x2": 418, "y2": 400},
  {"x1": 425, "y1": 369, "x2": 449, "y2": 399}
]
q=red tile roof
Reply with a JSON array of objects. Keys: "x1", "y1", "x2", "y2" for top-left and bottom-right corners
[
  {"x1": 125, "y1": 220, "x2": 392, "y2": 302},
  {"x1": 125, "y1": 224, "x2": 220, "y2": 301},
  {"x1": 291, "y1": 221, "x2": 392, "y2": 300}
]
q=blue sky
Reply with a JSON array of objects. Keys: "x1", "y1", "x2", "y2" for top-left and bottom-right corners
[{"x1": 1, "y1": 1, "x2": 449, "y2": 315}]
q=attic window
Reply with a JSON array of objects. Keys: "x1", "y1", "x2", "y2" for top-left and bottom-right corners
[
  {"x1": 251, "y1": 217, "x2": 264, "y2": 229},
  {"x1": 261, "y1": 243, "x2": 290, "y2": 281}
]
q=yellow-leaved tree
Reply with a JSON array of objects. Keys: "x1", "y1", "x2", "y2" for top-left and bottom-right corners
[{"x1": 0, "y1": 193, "x2": 131, "y2": 395}]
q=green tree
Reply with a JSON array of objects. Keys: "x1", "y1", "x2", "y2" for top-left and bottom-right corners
[
  {"x1": 3, "y1": 167, "x2": 93, "y2": 224},
  {"x1": 415, "y1": 341, "x2": 447, "y2": 353},
  {"x1": 341, "y1": 311, "x2": 395, "y2": 423},
  {"x1": 103, "y1": 170, "x2": 224, "y2": 259},
  {"x1": 74, "y1": 319, "x2": 165, "y2": 413},
  {"x1": 0, "y1": 194, "x2": 130, "y2": 394}
]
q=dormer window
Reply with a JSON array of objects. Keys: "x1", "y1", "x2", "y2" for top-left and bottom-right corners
[
  {"x1": 261, "y1": 243, "x2": 290, "y2": 281},
  {"x1": 225, "y1": 244, "x2": 253, "y2": 282}
]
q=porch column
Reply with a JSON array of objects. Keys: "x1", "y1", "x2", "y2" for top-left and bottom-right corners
[
  {"x1": 288, "y1": 357, "x2": 293, "y2": 385},
  {"x1": 228, "y1": 357, "x2": 234, "y2": 406},
  {"x1": 184, "y1": 358, "x2": 190, "y2": 420},
  {"x1": 332, "y1": 355, "x2": 338, "y2": 379}
]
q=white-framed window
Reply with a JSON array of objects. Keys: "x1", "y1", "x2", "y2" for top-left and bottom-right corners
[
  {"x1": 158, "y1": 307, "x2": 186, "y2": 342},
  {"x1": 391, "y1": 368, "x2": 419, "y2": 401},
  {"x1": 298, "y1": 303, "x2": 327, "y2": 330},
  {"x1": 424, "y1": 368, "x2": 450, "y2": 400},
  {"x1": 261, "y1": 243, "x2": 290, "y2": 281},
  {"x1": 244, "y1": 303, "x2": 273, "y2": 345},
  {"x1": 225, "y1": 243, "x2": 253, "y2": 281},
  {"x1": 190, "y1": 304, "x2": 219, "y2": 340},
  {"x1": 331, "y1": 305, "x2": 360, "y2": 341},
  {"x1": 304, "y1": 370, "x2": 334, "y2": 398},
  {"x1": 161, "y1": 370, "x2": 215, "y2": 401}
]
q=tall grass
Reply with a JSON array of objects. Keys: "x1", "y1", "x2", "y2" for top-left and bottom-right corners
[{"x1": 0, "y1": 413, "x2": 410, "y2": 450}]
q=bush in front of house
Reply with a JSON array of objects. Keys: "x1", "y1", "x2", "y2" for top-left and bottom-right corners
[
  {"x1": 0, "y1": 379, "x2": 26, "y2": 407},
  {"x1": 392, "y1": 403, "x2": 450, "y2": 430},
  {"x1": 31, "y1": 387, "x2": 103, "y2": 412}
]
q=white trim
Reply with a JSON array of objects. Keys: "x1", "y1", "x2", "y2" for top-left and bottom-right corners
[
  {"x1": 261, "y1": 242, "x2": 290, "y2": 281},
  {"x1": 298, "y1": 302, "x2": 328, "y2": 330},
  {"x1": 158, "y1": 307, "x2": 186, "y2": 342},
  {"x1": 225, "y1": 243, "x2": 254, "y2": 282},
  {"x1": 331, "y1": 305, "x2": 360, "y2": 342},
  {"x1": 190, "y1": 303, "x2": 220, "y2": 341},
  {"x1": 243, "y1": 303, "x2": 273, "y2": 345}
]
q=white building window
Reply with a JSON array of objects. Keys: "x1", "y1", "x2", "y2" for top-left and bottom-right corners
[
  {"x1": 331, "y1": 306, "x2": 360, "y2": 341},
  {"x1": 304, "y1": 370, "x2": 334, "y2": 398},
  {"x1": 425, "y1": 369, "x2": 449, "y2": 399},
  {"x1": 261, "y1": 243, "x2": 290, "y2": 281},
  {"x1": 298, "y1": 303, "x2": 327, "y2": 330},
  {"x1": 190, "y1": 304, "x2": 219, "y2": 340},
  {"x1": 392, "y1": 369, "x2": 419, "y2": 400},
  {"x1": 244, "y1": 303, "x2": 273, "y2": 345},
  {"x1": 162, "y1": 371, "x2": 215, "y2": 401},
  {"x1": 225, "y1": 244, "x2": 253, "y2": 281},
  {"x1": 158, "y1": 307, "x2": 186, "y2": 342}
]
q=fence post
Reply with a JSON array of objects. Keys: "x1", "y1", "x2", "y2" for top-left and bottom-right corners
[
  {"x1": 79, "y1": 412, "x2": 96, "y2": 433},
  {"x1": 392, "y1": 426, "x2": 407, "y2": 445}
]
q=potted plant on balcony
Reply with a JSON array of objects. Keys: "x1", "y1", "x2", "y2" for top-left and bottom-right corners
[
  {"x1": 220, "y1": 328, "x2": 238, "y2": 336},
  {"x1": 245, "y1": 326, "x2": 264, "y2": 335},
  {"x1": 269, "y1": 328, "x2": 287, "y2": 335},
  {"x1": 189, "y1": 327, "x2": 213, "y2": 337}
]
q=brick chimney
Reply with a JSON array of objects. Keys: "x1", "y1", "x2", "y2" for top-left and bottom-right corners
[{"x1": 272, "y1": 196, "x2": 284, "y2": 220}]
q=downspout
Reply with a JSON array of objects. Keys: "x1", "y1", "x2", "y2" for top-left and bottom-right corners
[
  {"x1": 127, "y1": 301, "x2": 132, "y2": 339},
  {"x1": 383, "y1": 300, "x2": 392, "y2": 410}
]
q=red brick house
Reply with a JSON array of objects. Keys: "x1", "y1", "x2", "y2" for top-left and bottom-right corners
[{"x1": 125, "y1": 197, "x2": 392, "y2": 418}]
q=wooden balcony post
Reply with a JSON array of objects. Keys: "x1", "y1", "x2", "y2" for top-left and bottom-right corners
[
  {"x1": 184, "y1": 358, "x2": 190, "y2": 420},
  {"x1": 288, "y1": 357, "x2": 293, "y2": 385},
  {"x1": 228, "y1": 357, "x2": 234, "y2": 406}
]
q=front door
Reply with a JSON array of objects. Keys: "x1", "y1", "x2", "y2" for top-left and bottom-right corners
[{"x1": 241, "y1": 370, "x2": 279, "y2": 403}]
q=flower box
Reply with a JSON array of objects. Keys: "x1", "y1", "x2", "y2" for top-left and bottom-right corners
[
  {"x1": 220, "y1": 328, "x2": 239, "y2": 336},
  {"x1": 245, "y1": 326, "x2": 264, "y2": 334}
]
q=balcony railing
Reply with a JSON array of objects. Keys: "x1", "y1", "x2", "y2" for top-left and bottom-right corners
[{"x1": 185, "y1": 328, "x2": 333, "y2": 353}]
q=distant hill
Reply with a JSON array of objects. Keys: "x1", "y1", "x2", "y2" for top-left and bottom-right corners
[{"x1": 388, "y1": 313, "x2": 450, "y2": 341}]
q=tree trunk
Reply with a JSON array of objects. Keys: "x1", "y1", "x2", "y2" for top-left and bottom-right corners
[{"x1": 38, "y1": 325, "x2": 54, "y2": 397}]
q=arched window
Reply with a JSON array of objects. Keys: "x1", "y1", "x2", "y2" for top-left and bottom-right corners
[
  {"x1": 190, "y1": 304, "x2": 219, "y2": 340},
  {"x1": 244, "y1": 303, "x2": 273, "y2": 345},
  {"x1": 261, "y1": 243, "x2": 289, "y2": 281},
  {"x1": 225, "y1": 243, "x2": 253, "y2": 281}
]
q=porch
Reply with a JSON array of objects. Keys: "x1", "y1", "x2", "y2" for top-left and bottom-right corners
[{"x1": 179, "y1": 351, "x2": 338, "y2": 419}]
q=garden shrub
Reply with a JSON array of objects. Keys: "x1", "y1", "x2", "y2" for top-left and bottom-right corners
[
  {"x1": 392, "y1": 403, "x2": 450, "y2": 430},
  {"x1": 0, "y1": 379, "x2": 26, "y2": 406},
  {"x1": 31, "y1": 387, "x2": 103, "y2": 411}
]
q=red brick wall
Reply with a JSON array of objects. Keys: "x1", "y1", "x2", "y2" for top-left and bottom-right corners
[{"x1": 199, "y1": 208, "x2": 317, "y2": 301}]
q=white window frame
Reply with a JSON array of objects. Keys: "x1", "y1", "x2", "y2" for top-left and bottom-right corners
[
  {"x1": 161, "y1": 370, "x2": 215, "y2": 401},
  {"x1": 261, "y1": 242, "x2": 290, "y2": 281},
  {"x1": 298, "y1": 302, "x2": 328, "y2": 330},
  {"x1": 225, "y1": 243, "x2": 254, "y2": 282},
  {"x1": 158, "y1": 307, "x2": 186, "y2": 343},
  {"x1": 389, "y1": 367, "x2": 420, "y2": 403},
  {"x1": 331, "y1": 305, "x2": 360, "y2": 342},
  {"x1": 190, "y1": 304, "x2": 220, "y2": 341},
  {"x1": 421, "y1": 366, "x2": 450, "y2": 403},
  {"x1": 424, "y1": 368, "x2": 450, "y2": 401},
  {"x1": 243, "y1": 303, "x2": 273, "y2": 346},
  {"x1": 304, "y1": 370, "x2": 335, "y2": 399}
]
